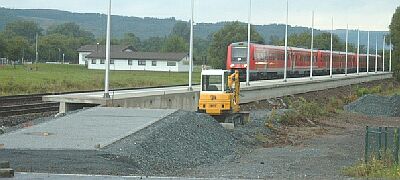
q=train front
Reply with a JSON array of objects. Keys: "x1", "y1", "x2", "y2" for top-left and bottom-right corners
[{"x1": 227, "y1": 42, "x2": 251, "y2": 80}]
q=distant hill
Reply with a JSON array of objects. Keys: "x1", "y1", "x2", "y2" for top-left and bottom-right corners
[{"x1": 0, "y1": 7, "x2": 389, "y2": 49}]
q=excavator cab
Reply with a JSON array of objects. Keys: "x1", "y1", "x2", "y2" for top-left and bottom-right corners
[{"x1": 198, "y1": 69, "x2": 249, "y2": 125}]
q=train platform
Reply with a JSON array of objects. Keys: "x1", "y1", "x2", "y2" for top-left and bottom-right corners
[
  {"x1": 42, "y1": 72, "x2": 393, "y2": 113},
  {"x1": 0, "y1": 107, "x2": 176, "y2": 150}
]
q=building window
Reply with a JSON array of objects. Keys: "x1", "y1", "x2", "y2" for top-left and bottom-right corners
[
  {"x1": 138, "y1": 60, "x2": 146, "y2": 66},
  {"x1": 110, "y1": 60, "x2": 114, "y2": 64},
  {"x1": 92, "y1": 59, "x2": 96, "y2": 64},
  {"x1": 152, "y1": 61, "x2": 157, "y2": 66},
  {"x1": 100, "y1": 59, "x2": 105, "y2": 64},
  {"x1": 128, "y1": 60, "x2": 133, "y2": 65},
  {"x1": 167, "y1": 61, "x2": 176, "y2": 66}
]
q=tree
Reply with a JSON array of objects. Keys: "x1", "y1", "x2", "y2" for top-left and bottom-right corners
[
  {"x1": 193, "y1": 37, "x2": 210, "y2": 65},
  {"x1": 271, "y1": 32, "x2": 357, "y2": 53},
  {"x1": 142, "y1": 36, "x2": 165, "y2": 52},
  {"x1": 208, "y1": 21, "x2": 264, "y2": 69},
  {"x1": 5, "y1": 36, "x2": 30, "y2": 62},
  {"x1": 161, "y1": 35, "x2": 188, "y2": 53},
  {"x1": 120, "y1": 33, "x2": 141, "y2": 50},
  {"x1": 171, "y1": 22, "x2": 190, "y2": 41},
  {"x1": 47, "y1": 22, "x2": 95, "y2": 43},
  {"x1": 0, "y1": 33, "x2": 6, "y2": 58},
  {"x1": 4, "y1": 20, "x2": 42, "y2": 43},
  {"x1": 38, "y1": 34, "x2": 83, "y2": 63},
  {"x1": 390, "y1": 6, "x2": 400, "y2": 76}
]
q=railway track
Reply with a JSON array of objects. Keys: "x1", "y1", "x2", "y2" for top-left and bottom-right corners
[
  {"x1": 0, "y1": 84, "x2": 201, "y2": 117},
  {"x1": 0, "y1": 94, "x2": 60, "y2": 117},
  {"x1": 0, "y1": 102, "x2": 59, "y2": 117}
]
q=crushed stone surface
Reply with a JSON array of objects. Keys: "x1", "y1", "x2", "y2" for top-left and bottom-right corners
[
  {"x1": 345, "y1": 94, "x2": 400, "y2": 117},
  {"x1": 100, "y1": 110, "x2": 235, "y2": 175}
]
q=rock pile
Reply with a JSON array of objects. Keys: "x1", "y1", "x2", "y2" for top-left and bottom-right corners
[
  {"x1": 345, "y1": 94, "x2": 400, "y2": 117},
  {"x1": 101, "y1": 110, "x2": 235, "y2": 175}
]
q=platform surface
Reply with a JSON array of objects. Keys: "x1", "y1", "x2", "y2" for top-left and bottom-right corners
[
  {"x1": 43, "y1": 72, "x2": 391, "y2": 104},
  {"x1": 0, "y1": 108, "x2": 176, "y2": 150}
]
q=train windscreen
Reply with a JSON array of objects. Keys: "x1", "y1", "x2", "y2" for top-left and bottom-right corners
[{"x1": 232, "y1": 47, "x2": 247, "y2": 63}]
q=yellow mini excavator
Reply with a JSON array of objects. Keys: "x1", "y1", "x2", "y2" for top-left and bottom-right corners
[{"x1": 198, "y1": 69, "x2": 249, "y2": 125}]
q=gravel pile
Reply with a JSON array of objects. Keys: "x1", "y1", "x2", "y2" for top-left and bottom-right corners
[
  {"x1": 100, "y1": 110, "x2": 235, "y2": 175},
  {"x1": 345, "y1": 94, "x2": 400, "y2": 117},
  {"x1": 232, "y1": 110, "x2": 272, "y2": 147}
]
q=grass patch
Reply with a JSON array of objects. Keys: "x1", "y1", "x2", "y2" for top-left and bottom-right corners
[
  {"x1": 343, "y1": 158, "x2": 400, "y2": 178},
  {"x1": 356, "y1": 85, "x2": 382, "y2": 97},
  {"x1": 0, "y1": 64, "x2": 201, "y2": 96}
]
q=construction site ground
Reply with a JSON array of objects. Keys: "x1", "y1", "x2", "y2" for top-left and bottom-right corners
[{"x1": 1, "y1": 79, "x2": 399, "y2": 179}]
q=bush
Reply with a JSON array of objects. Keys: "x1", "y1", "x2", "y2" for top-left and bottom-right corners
[
  {"x1": 343, "y1": 158, "x2": 400, "y2": 178},
  {"x1": 356, "y1": 86, "x2": 382, "y2": 97},
  {"x1": 276, "y1": 97, "x2": 325, "y2": 126}
]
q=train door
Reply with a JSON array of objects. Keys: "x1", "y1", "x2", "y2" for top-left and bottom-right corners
[{"x1": 291, "y1": 52, "x2": 295, "y2": 71}]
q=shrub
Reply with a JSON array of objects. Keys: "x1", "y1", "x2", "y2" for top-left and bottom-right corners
[{"x1": 356, "y1": 86, "x2": 382, "y2": 97}]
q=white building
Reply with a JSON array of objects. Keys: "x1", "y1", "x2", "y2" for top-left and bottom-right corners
[
  {"x1": 77, "y1": 45, "x2": 134, "y2": 65},
  {"x1": 85, "y1": 47, "x2": 189, "y2": 72}
]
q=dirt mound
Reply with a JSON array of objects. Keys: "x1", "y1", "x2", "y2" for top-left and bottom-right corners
[
  {"x1": 344, "y1": 94, "x2": 400, "y2": 117},
  {"x1": 100, "y1": 110, "x2": 235, "y2": 175}
]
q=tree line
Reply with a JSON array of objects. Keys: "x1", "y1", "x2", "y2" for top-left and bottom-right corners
[{"x1": 0, "y1": 20, "x2": 210, "y2": 64}]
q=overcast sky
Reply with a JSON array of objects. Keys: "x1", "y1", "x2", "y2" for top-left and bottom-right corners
[{"x1": 1, "y1": 0, "x2": 398, "y2": 31}]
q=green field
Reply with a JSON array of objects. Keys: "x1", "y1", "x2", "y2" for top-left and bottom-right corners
[{"x1": 0, "y1": 64, "x2": 201, "y2": 96}]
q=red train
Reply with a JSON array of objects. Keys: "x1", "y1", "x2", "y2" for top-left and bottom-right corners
[{"x1": 226, "y1": 42, "x2": 386, "y2": 80}]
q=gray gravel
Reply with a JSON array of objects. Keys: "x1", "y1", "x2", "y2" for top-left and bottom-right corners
[
  {"x1": 345, "y1": 94, "x2": 400, "y2": 117},
  {"x1": 100, "y1": 110, "x2": 235, "y2": 176},
  {"x1": 231, "y1": 110, "x2": 272, "y2": 148}
]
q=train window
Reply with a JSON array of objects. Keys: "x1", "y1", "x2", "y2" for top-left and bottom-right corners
[
  {"x1": 255, "y1": 50, "x2": 266, "y2": 61},
  {"x1": 266, "y1": 50, "x2": 284, "y2": 61},
  {"x1": 232, "y1": 47, "x2": 247, "y2": 58}
]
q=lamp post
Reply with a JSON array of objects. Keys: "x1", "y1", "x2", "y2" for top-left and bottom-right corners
[
  {"x1": 330, "y1": 17, "x2": 333, "y2": 78},
  {"x1": 246, "y1": 0, "x2": 252, "y2": 86},
  {"x1": 345, "y1": 24, "x2": 348, "y2": 76},
  {"x1": 310, "y1": 11, "x2": 314, "y2": 80},
  {"x1": 382, "y1": 36, "x2": 385, "y2": 72},
  {"x1": 390, "y1": 39, "x2": 392, "y2": 72},
  {"x1": 35, "y1": 33, "x2": 38, "y2": 64},
  {"x1": 375, "y1": 36, "x2": 378, "y2": 73},
  {"x1": 104, "y1": 0, "x2": 112, "y2": 98},
  {"x1": 357, "y1": 28, "x2": 360, "y2": 75},
  {"x1": 283, "y1": 0, "x2": 289, "y2": 82},
  {"x1": 367, "y1": 31, "x2": 370, "y2": 74},
  {"x1": 188, "y1": 0, "x2": 194, "y2": 91},
  {"x1": 357, "y1": 27, "x2": 360, "y2": 75},
  {"x1": 58, "y1": 48, "x2": 61, "y2": 63}
]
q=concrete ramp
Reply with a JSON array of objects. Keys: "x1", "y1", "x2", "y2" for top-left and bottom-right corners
[{"x1": 0, "y1": 107, "x2": 177, "y2": 150}]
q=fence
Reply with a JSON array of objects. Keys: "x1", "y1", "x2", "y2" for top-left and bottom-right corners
[{"x1": 365, "y1": 126, "x2": 400, "y2": 164}]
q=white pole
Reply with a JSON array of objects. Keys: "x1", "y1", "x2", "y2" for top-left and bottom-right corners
[
  {"x1": 382, "y1": 36, "x2": 385, "y2": 72},
  {"x1": 357, "y1": 28, "x2": 360, "y2": 75},
  {"x1": 188, "y1": 0, "x2": 194, "y2": 91},
  {"x1": 284, "y1": 0, "x2": 289, "y2": 82},
  {"x1": 246, "y1": 0, "x2": 252, "y2": 86},
  {"x1": 330, "y1": 17, "x2": 333, "y2": 78},
  {"x1": 35, "y1": 33, "x2": 38, "y2": 64},
  {"x1": 345, "y1": 24, "x2": 348, "y2": 76},
  {"x1": 390, "y1": 39, "x2": 392, "y2": 72},
  {"x1": 63, "y1": 53, "x2": 65, "y2": 64},
  {"x1": 104, "y1": 0, "x2": 111, "y2": 98},
  {"x1": 367, "y1": 31, "x2": 370, "y2": 74},
  {"x1": 310, "y1": 11, "x2": 314, "y2": 80},
  {"x1": 375, "y1": 36, "x2": 378, "y2": 73}
]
